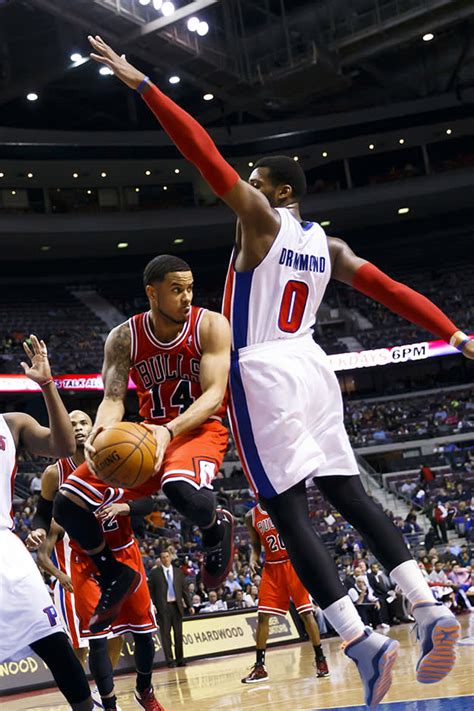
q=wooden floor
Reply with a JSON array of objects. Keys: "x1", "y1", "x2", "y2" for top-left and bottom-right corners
[{"x1": 3, "y1": 616, "x2": 473, "y2": 710}]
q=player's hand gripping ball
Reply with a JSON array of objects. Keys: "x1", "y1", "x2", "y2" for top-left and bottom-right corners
[{"x1": 91, "y1": 422, "x2": 156, "y2": 488}]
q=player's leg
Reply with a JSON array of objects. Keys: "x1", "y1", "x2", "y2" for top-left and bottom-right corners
[
  {"x1": 299, "y1": 612, "x2": 330, "y2": 678},
  {"x1": 161, "y1": 422, "x2": 234, "y2": 588},
  {"x1": 31, "y1": 632, "x2": 93, "y2": 710},
  {"x1": 133, "y1": 632, "x2": 162, "y2": 709},
  {"x1": 74, "y1": 645, "x2": 89, "y2": 668},
  {"x1": 261, "y1": 481, "x2": 399, "y2": 707},
  {"x1": 88, "y1": 638, "x2": 118, "y2": 710},
  {"x1": 241, "y1": 612, "x2": 271, "y2": 683},
  {"x1": 316, "y1": 474, "x2": 461, "y2": 683}
]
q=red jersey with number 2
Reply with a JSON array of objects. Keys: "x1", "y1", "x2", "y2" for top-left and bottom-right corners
[
  {"x1": 129, "y1": 306, "x2": 226, "y2": 425},
  {"x1": 251, "y1": 504, "x2": 288, "y2": 563}
]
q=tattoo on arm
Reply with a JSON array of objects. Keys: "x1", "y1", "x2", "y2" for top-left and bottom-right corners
[{"x1": 103, "y1": 323, "x2": 131, "y2": 401}]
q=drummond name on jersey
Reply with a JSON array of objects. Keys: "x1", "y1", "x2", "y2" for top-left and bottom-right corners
[{"x1": 279, "y1": 248, "x2": 327, "y2": 272}]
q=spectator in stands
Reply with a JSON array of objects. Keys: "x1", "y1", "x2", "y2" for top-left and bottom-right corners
[
  {"x1": 225, "y1": 571, "x2": 242, "y2": 594},
  {"x1": 30, "y1": 474, "x2": 42, "y2": 495},
  {"x1": 424, "y1": 526, "x2": 438, "y2": 551},
  {"x1": 228, "y1": 590, "x2": 247, "y2": 610},
  {"x1": 191, "y1": 594, "x2": 203, "y2": 613},
  {"x1": 348, "y1": 576, "x2": 387, "y2": 631},
  {"x1": 243, "y1": 584, "x2": 259, "y2": 608},
  {"x1": 448, "y1": 563, "x2": 474, "y2": 611},
  {"x1": 400, "y1": 480, "x2": 417, "y2": 498},
  {"x1": 432, "y1": 502, "x2": 449, "y2": 543},
  {"x1": 428, "y1": 562, "x2": 456, "y2": 608},
  {"x1": 367, "y1": 563, "x2": 411, "y2": 625},
  {"x1": 419, "y1": 464, "x2": 435, "y2": 486},
  {"x1": 200, "y1": 590, "x2": 227, "y2": 613}
]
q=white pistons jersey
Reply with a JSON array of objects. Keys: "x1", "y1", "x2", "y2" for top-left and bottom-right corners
[
  {"x1": 223, "y1": 208, "x2": 330, "y2": 350},
  {"x1": 0, "y1": 414, "x2": 17, "y2": 530}
]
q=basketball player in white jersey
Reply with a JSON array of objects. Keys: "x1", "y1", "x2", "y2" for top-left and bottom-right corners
[
  {"x1": 89, "y1": 36, "x2": 473, "y2": 708},
  {"x1": 0, "y1": 335, "x2": 93, "y2": 710}
]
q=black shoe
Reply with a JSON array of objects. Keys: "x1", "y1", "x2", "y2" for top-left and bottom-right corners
[
  {"x1": 167, "y1": 661, "x2": 177, "y2": 668},
  {"x1": 176, "y1": 660, "x2": 187, "y2": 667},
  {"x1": 89, "y1": 564, "x2": 141, "y2": 633},
  {"x1": 201, "y1": 508, "x2": 235, "y2": 590}
]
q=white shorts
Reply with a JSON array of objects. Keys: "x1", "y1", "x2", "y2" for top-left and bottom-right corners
[
  {"x1": 0, "y1": 529, "x2": 63, "y2": 662},
  {"x1": 228, "y1": 335, "x2": 358, "y2": 497}
]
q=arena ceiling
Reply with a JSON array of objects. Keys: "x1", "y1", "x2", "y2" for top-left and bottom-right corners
[{"x1": 0, "y1": 0, "x2": 473, "y2": 131}]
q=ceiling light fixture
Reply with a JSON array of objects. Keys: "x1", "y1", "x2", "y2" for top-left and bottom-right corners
[
  {"x1": 446, "y1": 128, "x2": 452, "y2": 135},
  {"x1": 163, "y1": 186, "x2": 168, "y2": 190},
  {"x1": 423, "y1": 33, "x2": 434, "y2": 42},
  {"x1": 399, "y1": 138, "x2": 405, "y2": 144},
  {"x1": 27, "y1": 172, "x2": 33, "y2": 178},
  {"x1": 369, "y1": 144, "x2": 375, "y2": 150},
  {"x1": 87, "y1": 189, "x2": 92, "y2": 194},
  {"x1": 161, "y1": 1, "x2": 175, "y2": 16},
  {"x1": 145, "y1": 170, "x2": 151, "y2": 176},
  {"x1": 101, "y1": 171, "x2": 107, "y2": 178},
  {"x1": 139, "y1": 0, "x2": 151, "y2": 5},
  {"x1": 187, "y1": 16, "x2": 200, "y2": 32},
  {"x1": 197, "y1": 21, "x2": 209, "y2": 36},
  {"x1": 321, "y1": 220, "x2": 331, "y2": 227},
  {"x1": 322, "y1": 151, "x2": 328, "y2": 158},
  {"x1": 117, "y1": 242, "x2": 128, "y2": 248},
  {"x1": 248, "y1": 161, "x2": 254, "y2": 167},
  {"x1": 72, "y1": 172, "x2": 79, "y2": 178},
  {"x1": 169, "y1": 75, "x2": 180, "y2": 84},
  {"x1": 293, "y1": 156, "x2": 299, "y2": 161},
  {"x1": 26, "y1": 92, "x2": 38, "y2": 101},
  {"x1": 70, "y1": 52, "x2": 83, "y2": 63},
  {"x1": 398, "y1": 207, "x2": 410, "y2": 215},
  {"x1": 203, "y1": 93, "x2": 214, "y2": 101},
  {"x1": 174, "y1": 238, "x2": 184, "y2": 244},
  {"x1": 152, "y1": 0, "x2": 162, "y2": 9},
  {"x1": 174, "y1": 168, "x2": 180, "y2": 174},
  {"x1": 135, "y1": 187, "x2": 140, "y2": 192},
  {"x1": 99, "y1": 66, "x2": 113, "y2": 76},
  {"x1": 0, "y1": 172, "x2": 4, "y2": 178},
  {"x1": 40, "y1": 246, "x2": 51, "y2": 251}
]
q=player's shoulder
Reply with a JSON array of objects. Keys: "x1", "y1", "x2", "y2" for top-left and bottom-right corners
[
  {"x1": 104, "y1": 320, "x2": 132, "y2": 356},
  {"x1": 198, "y1": 309, "x2": 230, "y2": 345},
  {"x1": 3, "y1": 412, "x2": 37, "y2": 446}
]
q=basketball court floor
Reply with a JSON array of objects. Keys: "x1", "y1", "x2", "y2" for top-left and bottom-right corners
[{"x1": 3, "y1": 616, "x2": 472, "y2": 711}]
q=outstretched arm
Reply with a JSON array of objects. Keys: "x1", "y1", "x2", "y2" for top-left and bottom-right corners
[
  {"x1": 329, "y1": 237, "x2": 474, "y2": 358},
  {"x1": 88, "y1": 35, "x2": 279, "y2": 242}
]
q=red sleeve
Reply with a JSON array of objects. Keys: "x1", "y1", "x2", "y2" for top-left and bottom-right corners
[
  {"x1": 140, "y1": 82, "x2": 239, "y2": 197},
  {"x1": 352, "y1": 262, "x2": 458, "y2": 344}
]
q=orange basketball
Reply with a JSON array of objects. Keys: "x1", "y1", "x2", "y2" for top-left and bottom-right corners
[{"x1": 92, "y1": 422, "x2": 156, "y2": 488}]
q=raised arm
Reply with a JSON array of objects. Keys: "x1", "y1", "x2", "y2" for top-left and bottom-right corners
[
  {"x1": 329, "y1": 237, "x2": 474, "y2": 358},
  {"x1": 95, "y1": 321, "x2": 131, "y2": 429},
  {"x1": 88, "y1": 35, "x2": 279, "y2": 244}
]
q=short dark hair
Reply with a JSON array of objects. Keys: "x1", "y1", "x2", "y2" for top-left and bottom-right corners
[
  {"x1": 143, "y1": 255, "x2": 191, "y2": 287},
  {"x1": 253, "y1": 155, "x2": 307, "y2": 200}
]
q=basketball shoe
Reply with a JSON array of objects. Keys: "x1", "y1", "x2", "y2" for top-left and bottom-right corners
[
  {"x1": 315, "y1": 657, "x2": 330, "y2": 678},
  {"x1": 241, "y1": 663, "x2": 269, "y2": 683},
  {"x1": 134, "y1": 686, "x2": 166, "y2": 710},
  {"x1": 412, "y1": 601, "x2": 461, "y2": 684},
  {"x1": 89, "y1": 564, "x2": 141, "y2": 633},
  {"x1": 201, "y1": 508, "x2": 235, "y2": 590},
  {"x1": 343, "y1": 626, "x2": 399, "y2": 708}
]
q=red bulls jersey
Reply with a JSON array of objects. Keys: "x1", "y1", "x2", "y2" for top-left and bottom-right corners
[
  {"x1": 129, "y1": 306, "x2": 226, "y2": 425},
  {"x1": 251, "y1": 504, "x2": 288, "y2": 563}
]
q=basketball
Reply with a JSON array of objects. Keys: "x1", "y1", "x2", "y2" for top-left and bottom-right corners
[{"x1": 91, "y1": 422, "x2": 156, "y2": 488}]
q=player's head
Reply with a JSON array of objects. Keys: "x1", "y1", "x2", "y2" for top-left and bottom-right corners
[
  {"x1": 249, "y1": 155, "x2": 307, "y2": 207},
  {"x1": 68, "y1": 410, "x2": 92, "y2": 449},
  {"x1": 144, "y1": 255, "x2": 193, "y2": 326}
]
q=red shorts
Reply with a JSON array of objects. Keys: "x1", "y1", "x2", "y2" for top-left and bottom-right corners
[
  {"x1": 61, "y1": 420, "x2": 228, "y2": 507},
  {"x1": 70, "y1": 539, "x2": 157, "y2": 639},
  {"x1": 258, "y1": 559, "x2": 313, "y2": 616}
]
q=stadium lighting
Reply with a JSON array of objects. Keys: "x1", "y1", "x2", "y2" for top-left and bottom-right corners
[
  {"x1": 187, "y1": 16, "x2": 200, "y2": 32},
  {"x1": 99, "y1": 66, "x2": 114, "y2": 76},
  {"x1": 101, "y1": 171, "x2": 107, "y2": 178},
  {"x1": 139, "y1": 0, "x2": 151, "y2": 5},
  {"x1": 293, "y1": 156, "x2": 299, "y2": 161},
  {"x1": 399, "y1": 138, "x2": 405, "y2": 144},
  {"x1": 203, "y1": 93, "x2": 214, "y2": 101},
  {"x1": 446, "y1": 128, "x2": 452, "y2": 135},
  {"x1": 163, "y1": 186, "x2": 168, "y2": 190},
  {"x1": 322, "y1": 151, "x2": 328, "y2": 157},
  {"x1": 169, "y1": 75, "x2": 180, "y2": 85},
  {"x1": 174, "y1": 238, "x2": 184, "y2": 244},
  {"x1": 161, "y1": 1, "x2": 175, "y2": 16},
  {"x1": 321, "y1": 220, "x2": 331, "y2": 227},
  {"x1": 398, "y1": 207, "x2": 410, "y2": 215},
  {"x1": 70, "y1": 52, "x2": 83, "y2": 63},
  {"x1": 117, "y1": 242, "x2": 128, "y2": 248},
  {"x1": 40, "y1": 246, "x2": 51, "y2": 251},
  {"x1": 11, "y1": 190, "x2": 16, "y2": 195},
  {"x1": 423, "y1": 33, "x2": 434, "y2": 42},
  {"x1": 26, "y1": 93, "x2": 38, "y2": 101},
  {"x1": 87, "y1": 189, "x2": 92, "y2": 194},
  {"x1": 145, "y1": 170, "x2": 151, "y2": 176},
  {"x1": 174, "y1": 168, "x2": 180, "y2": 174},
  {"x1": 72, "y1": 173, "x2": 79, "y2": 178},
  {"x1": 197, "y1": 21, "x2": 209, "y2": 36},
  {"x1": 152, "y1": 0, "x2": 162, "y2": 9},
  {"x1": 27, "y1": 172, "x2": 34, "y2": 178},
  {"x1": 248, "y1": 162, "x2": 254, "y2": 167},
  {"x1": 0, "y1": 172, "x2": 4, "y2": 178},
  {"x1": 135, "y1": 187, "x2": 140, "y2": 192}
]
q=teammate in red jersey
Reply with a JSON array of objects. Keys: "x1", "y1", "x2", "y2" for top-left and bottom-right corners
[
  {"x1": 241, "y1": 502, "x2": 329, "y2": 683},
  {"x1": 54, "y1": 256, "x2": 232, "y2": 665}
]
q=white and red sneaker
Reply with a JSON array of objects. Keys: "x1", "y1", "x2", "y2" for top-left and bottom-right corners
[{"x1": 134, "y1": 686, "x2": 166, "y2": 710}]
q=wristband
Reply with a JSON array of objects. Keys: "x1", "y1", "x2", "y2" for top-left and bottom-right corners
[
  {"x1": 39, "y1": 378, "x2": 54, "y2": 388},
  {"x1": 456, "y1": 337, "x2": 472, "y2": 352},
  {"x1": 163, "y1": 424, "x2": 174, "y2": 441},
  {"x1": 136, "y1": 76, "x2": 150, "y2": 94},
  {"x1": 449, "y1": 330, "x2": 471, "y2": 351}
]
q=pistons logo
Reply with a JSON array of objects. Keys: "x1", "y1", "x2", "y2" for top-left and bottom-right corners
[{"x1": 0, "y1": 436, "x2": 6, "y2": 451}]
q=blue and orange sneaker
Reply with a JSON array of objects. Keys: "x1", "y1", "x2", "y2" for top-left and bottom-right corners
[
  {"x1": 343, "y1": 627, "x2": 399, "y2": 708},
  {"x1": 412, "y1": 601, "x2": 461, "y2": 684}
]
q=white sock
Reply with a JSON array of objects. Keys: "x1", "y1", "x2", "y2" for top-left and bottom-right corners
[
  {"x1": 390, "y1": 560, "x2": 436, "y2": 606},
  {"x1": 323, "y1": 595, "x2": 365, "y2": 643}
]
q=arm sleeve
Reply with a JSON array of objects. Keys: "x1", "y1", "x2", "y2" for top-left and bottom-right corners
[
  {"x1": 128, "y1": 497, "x2": 155, "y2": 517},
  {"x1": 31, "y1": 495, "x2": 53, "y2": 532},
  {"x1": 352, "y1": 262, "x2": 458, "y2": 343},
  {"x1": 140, "y1": 82, "x2": 239, "y2": 197}
]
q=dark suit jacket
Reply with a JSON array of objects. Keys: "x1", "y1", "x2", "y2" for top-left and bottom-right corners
[
  {"x1": 149, "y1": 564, "x2": 191, "y2": 618},
  {"x1": 367, "y1": 572, "x2": 392, "y2": 598}
]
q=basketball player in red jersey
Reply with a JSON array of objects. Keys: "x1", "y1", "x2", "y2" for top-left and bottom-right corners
[
  {"x1": 86, "y1": 36, "x2": 474, "y2": 708},
  {"x1": 54, "y1": 257, "x2": 232, "y2": 674},
  {"x1": 242, "y1": 502, "x2": 329, "y2": 683}
]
